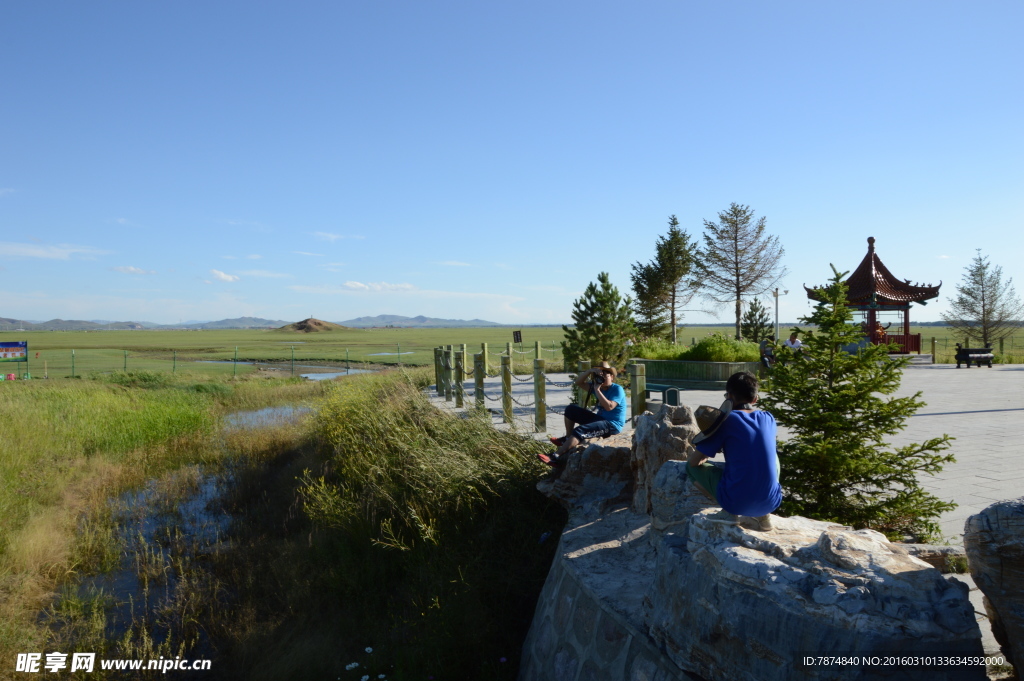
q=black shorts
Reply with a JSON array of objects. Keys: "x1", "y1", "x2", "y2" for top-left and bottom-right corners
[{"x1": 564, "y1": 403, "x2": 620, "y2": 441}]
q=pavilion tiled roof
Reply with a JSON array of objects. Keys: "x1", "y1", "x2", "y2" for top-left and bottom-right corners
[{"x1": 806, "y1": 236, "x2": 941, "y2": 306}]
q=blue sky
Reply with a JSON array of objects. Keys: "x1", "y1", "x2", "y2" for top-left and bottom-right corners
[{"x1": 2, "y1": 1, "x2": 1021, "y2": 325}]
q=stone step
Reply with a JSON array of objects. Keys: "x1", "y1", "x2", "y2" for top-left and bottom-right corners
[{"x1": 892, "y1": 354, "x2": 933, "y2": 365}]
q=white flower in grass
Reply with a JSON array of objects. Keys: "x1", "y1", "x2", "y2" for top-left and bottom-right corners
[
  {"x1": 345, "y1": 662, "x2": 359, "y2": 670},
  {"x1": 361, "y1": 676, "x2": 369, "y2": 681},
  {"x1": 365, "y1": 647, "x2": 373, "y2": 653}
]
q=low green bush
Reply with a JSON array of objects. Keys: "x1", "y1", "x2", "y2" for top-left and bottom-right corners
[
  {"x1": 678, "y1": 333, "x2": 760, "y2": 362},
  {"x1": 632, "y1": 333, "x2": 760, "y2": 362}
]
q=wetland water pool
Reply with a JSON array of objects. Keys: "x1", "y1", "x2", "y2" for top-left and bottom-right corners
[
  {"x1": 198, "y1": 361, "x2": 374, "y2": 381},
  {"x1": 44, "y1": 403, "x2": 312, "y2": 675}
]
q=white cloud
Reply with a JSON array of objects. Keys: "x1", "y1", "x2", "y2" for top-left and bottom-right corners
[
  {"x1": 311, "y1": 231, "x2": 364, "y2": 242},
  {"x1": 0, "y1": 188, "x2": 15, "y2": 197},
  {"x1": 292, "y1": 251, "x2": 324, "y2": 257},
  {"x1": 222, "y1": 255, "x2": 237, "y2": 260},
  {"x1": 0, "y1": 242, "x2": 110, "y2": 260},
  {"x1": 111, "y1": 266, "x2": 155, "y2": 275},
  {"x1": 343, "y1": 281, "x2": 415, "y2": 292},
  {"x1": 437, "y1": 260, "x2": 472, "y2": 267},
  {"x1": 246, "y1": 254, "x2": 262, "y2": 259},
  {"x1": 239, "y1": 270, "x2": 290, "y2": 278},
  {"x1": 210, "y1": 269, "x2": 240, "y2": 282},
  {"x1": 938, "y1": 255, "x2": 951, "y2": 259}
]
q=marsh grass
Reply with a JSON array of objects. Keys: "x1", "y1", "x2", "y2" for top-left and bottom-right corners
[
  {"x1": 0, "y1": 370, "x2": 326, "y2": 671},
  {"x1": 4, "y1": 367, "x2": 560, "y2": 679},
  {"x1": 197, "y1": 368, "x2": 565, "y2": 680}
]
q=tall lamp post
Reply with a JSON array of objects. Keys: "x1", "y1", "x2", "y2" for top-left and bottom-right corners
[{"x1": 773, "y1": 288, "x2": 789, "y2": 343}]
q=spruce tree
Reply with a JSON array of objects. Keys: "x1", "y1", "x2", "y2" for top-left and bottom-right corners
[
  {"x1": 629, "y1": 215, "x2": 699, "y2": 343},
  {"x1": 630, "y1": 261, "x2": 669, "y2": 339},
  {"x1": 759, "y1": 266, "x2": 956, "y2": 541},
  {"x1": 740, "y1": 297, "x2": 772, "y2": 342},
  {"x1": 562, "y1": 272, "x2": 636, "y2": 369}
]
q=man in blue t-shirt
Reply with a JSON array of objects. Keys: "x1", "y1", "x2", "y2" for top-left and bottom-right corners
[
  {"x1": 687, "y1": 371, "x2": 782, "y2": 531},
  {"x1": 539, "y1": 361, "x2": 627, "y2": 467}
]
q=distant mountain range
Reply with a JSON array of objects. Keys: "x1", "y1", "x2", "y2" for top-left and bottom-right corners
[
  {"x1": 0, "y1": 314, "x2": 510, "y2": 330},
  {"x1": 337, "y1": 314, "x2": 502, "y2": 328}
]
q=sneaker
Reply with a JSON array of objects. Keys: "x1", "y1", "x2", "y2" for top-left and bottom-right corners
[
  {"x1": 705, "y1": 510, "x2": 739, "y2": 525},
  {"x1": 748, "y1": 514, "x2": 773, "y2": 532},
  {"x1": 549, "y1": 436, "x2": 566, "y2": 446},
  {"x1": 536, "y1": 452, "x2": 564, "y2": 467}
]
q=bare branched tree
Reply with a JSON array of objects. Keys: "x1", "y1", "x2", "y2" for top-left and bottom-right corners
[
  {"x1": 696, "y1": 203, "x2": 787, "y2": 340},
  {"x1": 941, "y1": 250, "x2": 1024, "y2": 347}
]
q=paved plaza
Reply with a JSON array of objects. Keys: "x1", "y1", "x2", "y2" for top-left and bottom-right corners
[{"x1": 428, "y1": 363, "x2": 1024, "y2": 542}]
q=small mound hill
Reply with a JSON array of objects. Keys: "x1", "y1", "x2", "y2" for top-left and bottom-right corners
[{"x1": 278, "y1": 318, "x2": 348, "y2": 333}]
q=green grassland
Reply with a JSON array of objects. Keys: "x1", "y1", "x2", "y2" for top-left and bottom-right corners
[
  {"x1": 0, "y1": 326, "x2": 570, "y2": 378},
  {"x1": 1, "y1": 323, "x2": 1021, "y2": 380}
]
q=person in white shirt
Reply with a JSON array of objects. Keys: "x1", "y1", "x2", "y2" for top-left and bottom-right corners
[{"x1": 782, "y1": 332, "x2": 803, "y2": 353}]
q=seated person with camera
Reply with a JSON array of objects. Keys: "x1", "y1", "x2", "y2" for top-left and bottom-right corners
[{"x1": 538, "y1": 361, "x2": 626, "y2": 467}]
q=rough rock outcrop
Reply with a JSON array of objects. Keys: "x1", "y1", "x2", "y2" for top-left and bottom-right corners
[
  {"x1": 536, "y1": 433, "x2": 633, "y2": 517},
  {"x1": 964, "y1": 497, "x2": 1024, "y2": 669},
  {"x1": 631, "y1": 404, "x2": 698, "y2": 515},
  {"x1": 525, "y1": 426, "x2": 988, "y2": 681},
  {"x1": 647, "y1": 460, "x2": 715, "y2": 547},
  {"x1": 645, "y1": 511, "x2": 986, "y2": 681}
]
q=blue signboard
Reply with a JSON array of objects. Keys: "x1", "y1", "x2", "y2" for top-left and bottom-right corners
[{"x1": 0, "y1": 341, "x2": 28, "y2": 362}]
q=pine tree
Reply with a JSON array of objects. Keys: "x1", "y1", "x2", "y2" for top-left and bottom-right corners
[
  {"x1": 629, "y1": 215, "x2": 699, "y2": 343},
  {"x1": 562, "y1": 272, "x2": 636, "y2": 369},
  {"x1": 696, "y1": 203, "x2": 786, "y2": 340},
  {"x1": 740, "y1": 297, "x2": 772, "y2": 342},
  {"x1": 759, "y1": 266, "x2": 956, "y2": 541},
  {"x1": 940, "y1": 250, "x2": 1024, "y2": 347},
  {"x1": 630, "y1": 261, "x2": 668, "y2": 339}
]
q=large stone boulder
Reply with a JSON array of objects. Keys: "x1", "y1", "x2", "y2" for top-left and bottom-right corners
[
  {"x1": 631, "y1": 404, "x2": 698, "y2": 515},
  {"x1": 645, "y1": 512, "x2": 985, "y2": 681},
  {"x1": 536, "y1": 433, "x2": 633, "y2": 517},
  {"x1": 648, "y1": 460, "x2": 715, "y2": 548},
  {"x1": 964, "y1": 497, "x2": 1024, "y2": 669}
]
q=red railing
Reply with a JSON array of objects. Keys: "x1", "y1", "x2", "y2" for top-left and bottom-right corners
[{"x1": 880, "y1": 333, "x2": 921, "y2": 353}]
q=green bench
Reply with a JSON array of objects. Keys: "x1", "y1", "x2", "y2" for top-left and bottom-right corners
[{"x1": 645, "y1": 383, "x2": 682, "y2": 406}]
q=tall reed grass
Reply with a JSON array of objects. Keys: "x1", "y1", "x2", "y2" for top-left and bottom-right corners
[{"x1": 237, "y1": 368, "x2": 565, "y2": 680}]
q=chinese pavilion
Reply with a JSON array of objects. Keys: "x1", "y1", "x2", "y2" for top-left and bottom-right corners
[{"x1": 805, "y1": 236, "x2": 941, "y2": 352}]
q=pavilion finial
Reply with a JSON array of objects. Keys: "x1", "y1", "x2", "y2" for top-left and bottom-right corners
[{"x1": 867, "y1": 236, "x2": 876, "y2": 252}]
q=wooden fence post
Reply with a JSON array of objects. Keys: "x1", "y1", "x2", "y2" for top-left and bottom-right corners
[
  {"x1": 455, "y1": 351, "x2": 465, "y2": 408},
  {"x1": 434, "y1": 347, "x2": 443, "y2": 395},
  {"x1": 501, "y1": 354, "x2": 513, "y2": 424},
  {"x1": 574, "y1": 360, "x2": 591, "y2": 406},
  {"x1": 460, "y1": 343, "x2": 468, "y2": 379},
  {"x1": 474, "y1": 353, "x2": 484, "y2": 408},
  {"x1": 534, "y1": 358, "x2": 546, "y2": 433},
  {"x1": 481, "y1": 343, "x2": 489, "y2": 376},
  {"x1": 534, "y1": 340, "x2": 541, "y2": 360},
  {"x1": 931, "y1": 337, "x2": 937, "y2": 364},
  {"x1": 444, "y1": 348, "x2": 453, "y2": 402},
  {"x1": 629, "y1": 362, "x2": 646, "y2": 423}
]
